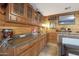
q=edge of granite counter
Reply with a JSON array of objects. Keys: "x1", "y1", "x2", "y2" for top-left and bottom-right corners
[{"x1": 8, "y1": 33, "x2": 46, "y2": 48}]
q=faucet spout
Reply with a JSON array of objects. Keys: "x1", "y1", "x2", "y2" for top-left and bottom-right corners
[{"x1": 0, "y1": 38, "x2": 12, "y2": 48}]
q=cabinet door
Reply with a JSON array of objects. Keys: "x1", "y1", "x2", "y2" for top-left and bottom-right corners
[
  {"x1": 31, "y1": 43, "x2": 40, "y2": 56},
  {"x1": 10, "y1": 3, "x2": 24, "y2": 16},
  {"x1": 8, "y1": 14, "x2": 17, "y2": 22},
  {"x1": 35, "y1": 12, "x2": 43, "y2": 26},
  {"x1": 16, "y1": 16, "x2": 26, "y2": 24},
  {"x1": 41, "y1": 38, "x2": 45, "y2": 49},
  {"x1": 39, "y1": 39, "x2": 43, "y2": 52},
  {"x1": 33, "y1": 12, "x2": 39, "y2": 25},
  {"x1": 14, "y1": 44, "x2": 30, "y2": 56},
  {"x1": 32, "y1": 10, "x2": 35, "y2": 25},
  {"x1": 19, "y1": 41, "x2": 40, "y2": 56},
  {"x1": 39, "y1": 35, "x2": 47, "y2": 52},
  {"x1": 48, "y1": 32, "x2": 57, "y2": 44},
  {"x1": 43, "y1": 35, "x2": 47, "y2": 48},
  {"x1": 0, "y1": 47, "x2": 14, "y2": 56},
  {"x1": 0, "y1": 4, "x2": 8, "y2": 15},
  {"x1": 6, "y1": 3, "x2": 27, "y2": 24},
  {"x1": 19, "y1": 48, "x2": 32, "y2": 56},
  {"x1": 27, "y1": 4, "x2": 33, "y2": 24}
]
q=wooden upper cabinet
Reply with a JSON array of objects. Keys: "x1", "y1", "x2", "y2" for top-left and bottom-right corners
[
  {"x1": 10, "y1": 3, "x2": 25, "y2": 17},
  {"x1": 0, "y1": 4, "x2": 8, "y2": 15},
  {"x1": 0, "y1": 3, "x2": 8, "y2": 26},
  {"x1": 36, "y1": 12, "x2": 43, "y2": 26},
  {"x1": 26, "y1": 4, "x2": 33, "y2": 24},
  {"x1": 26, "y1": 4, "x2": 43, "y2": 26},
  {"x1": 32, "y1": 10, "x2": 43, "y2": 26},
  {"x1": 27, "y1": 4, "x2": 33, "y2": 19},
  {"x1": 32, "y1": 11, "x2": 38, "y2": 25},
  {"x1": 5, "y1": 3, "x2": 43, "y2": 25},
  {"x1": 5, "y1": 3, "x2": 26, "y2": 24}
]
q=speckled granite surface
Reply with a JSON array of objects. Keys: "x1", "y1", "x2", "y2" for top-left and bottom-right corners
[{"x1": 8, "y1": 33, "x2": 45, "y2": 48}]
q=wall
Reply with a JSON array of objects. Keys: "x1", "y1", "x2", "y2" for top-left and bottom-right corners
[
  {"x1": 0, "y1": 13, "x2": 39, "y2": 40},
  {"x1": 46, "y1": 11, "x2": 79, "y2": 32},
  {"x1": 56, "y1": 11, "x2": 79, "y2": 33},
  {"x1": 45, "y1": 11, "x2": 79, "y2": 44}
]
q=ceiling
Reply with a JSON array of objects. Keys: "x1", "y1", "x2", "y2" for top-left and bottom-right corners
[{"x1": 31, "y1": 3, "x2": 79, "y2": 16}]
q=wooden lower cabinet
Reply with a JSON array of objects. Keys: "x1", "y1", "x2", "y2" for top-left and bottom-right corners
[
  {"x1": 19, "y1": 47, "x2": 32, "y2": 56},
  {"x1": 0, "y1": 47, "x2": 14, "y2": 56},
  {"x1": 19, "y1": 35, "x2": 47, "y2": 56},
  {"x1": 0, "y1": 35, "x2": 47, "y2": 56},
  {"x1": 31, "y1": 43, "x2": 39, "y2": 56},
  {"x1": 47, "y1": 32, "x2": 57, "y2": 44},
  {"x1": 19, "y1": 42, "x2": 40, "y2": 56},
  {"x1": 14, "y1": 44, "x2": 31, "y2": 56}
]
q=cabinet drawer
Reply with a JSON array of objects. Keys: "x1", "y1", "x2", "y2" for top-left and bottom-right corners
[
  {"x1": 0, "y1": 50, "x2": 9, "y2": 56},
  {"x1": 31, "y1": 43, "x2": 40, "y2": 56},
  {"x1": 14, "y1": 45, "x2": 30, "y2": 55},
  {"x1": 19, "y1": 47, "x2": 32, "y2": 56},
  {"x1": 0, "y1": 47, "x2": 14, "y2": 56}
]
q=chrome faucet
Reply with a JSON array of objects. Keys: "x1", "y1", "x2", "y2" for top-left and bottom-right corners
[
  {"x1": 0, "y1": 29, "x2": 13, "y2": 48},
  {"x1": 0, "y1": 36, "x2": 12, "y2": 48}
]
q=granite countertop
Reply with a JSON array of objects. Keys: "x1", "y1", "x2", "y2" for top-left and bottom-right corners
[{"x1": 8, "y1": 33, "x2": 46, "y2": 48}]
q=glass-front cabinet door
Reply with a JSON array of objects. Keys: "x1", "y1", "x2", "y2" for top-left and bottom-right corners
[
  {"x1": 27, "y1": 4, "x2": 33, "y2": 24},
  {"x1": 6, "y1": 3, "x2": 26, "y2": 24},
  {"x1": 10, "y1": 3, "x2": 24, "y2": 16}
]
